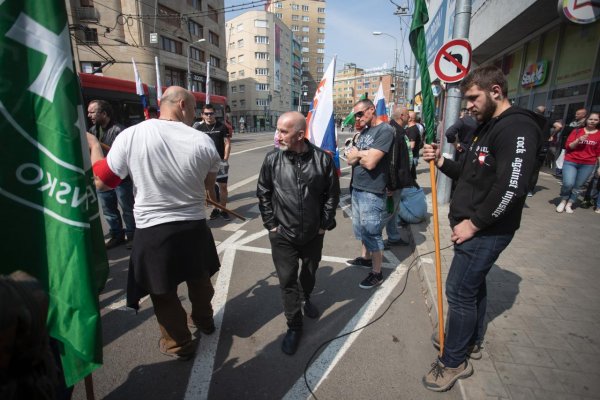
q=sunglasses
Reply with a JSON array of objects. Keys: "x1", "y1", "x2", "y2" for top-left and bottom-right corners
[
  {"x1": 203, "y1": 112, "x2": 215, "y2": 116},
  {"x1": 354, "y1": 110, "x2": 366, "y2": 118}
]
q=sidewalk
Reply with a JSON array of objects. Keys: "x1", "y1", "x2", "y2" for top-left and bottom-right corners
[{"x1": 410, "y1": 165, "x2": 600, "y2": 400}]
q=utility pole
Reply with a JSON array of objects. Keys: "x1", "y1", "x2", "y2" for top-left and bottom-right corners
[
  {"x1": 437, "y1": 0, "x2": 472, "y2": 204},
  {"x1": 407, "y1": 55, "x2": 416, "y2": 110}
]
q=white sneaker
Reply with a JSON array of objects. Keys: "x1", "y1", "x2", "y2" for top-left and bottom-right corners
[
  {"x1": 565, "y1": 204, "x2": 574, "y2": 214},
  {"x1": 556, "y1": 200, "x2": 567, "y2": 213},
  {"x1": 595, "y1": 208, "x2": 600, "y2": 214}
]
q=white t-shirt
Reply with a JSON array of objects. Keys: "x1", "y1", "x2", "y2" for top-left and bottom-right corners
[{"x1": 107, "y1": 119, "x2": 220, "y2": 228}]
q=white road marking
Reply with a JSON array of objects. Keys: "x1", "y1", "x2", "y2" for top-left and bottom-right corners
[
  {"x1": 221, "y1": 204, "x2": 259, "y2": 232},
  {"x1": 184, "y1": 230, "x2": 246, "y2": 400},
  {"x1": 106, "y1": 294, "x2": 149, "y2": 311},
  {"x1": 227, "y1": 173, "x2": 260, "y2": 193},
  {"x1": 339, "y1": 194, "x2": 352, "y2": 218},
  {"x1": 230, "y1": 143, "x2": 274, "y2": 156},
  {"x1": 283, "y1": 262, "x2": 409, "y2": 399}
]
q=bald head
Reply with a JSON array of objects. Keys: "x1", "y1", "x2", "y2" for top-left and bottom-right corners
[
  {"x1": 276, "y1": 111, "x2": 307, "y2": 153},
  {"x1": 535, "y1": 105, "x2": 545, "y2": 115},
  {"x1": 159, "y1": 86, "x2": 196, "y2": 125},
  {"x1": 392, "y1": 107, "x2": 409, "y2": 126},
  {"x1": 279, "y1": 111, "x2": 306, "y2": 132}
]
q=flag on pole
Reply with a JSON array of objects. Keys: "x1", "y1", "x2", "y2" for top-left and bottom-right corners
[
  {"x1": 306, "y1": 57, "x2": 340, "y2": 173},
  {"x1": 409, "y1": 0, "x2": 436, "y2": 144},
  {"x1": 132, "y1": 58, "x2": 149, "y2": 119},
  {"x1": 206, "y1": 61, "x2": 211, "y2": 104},
  {"x1": 373, "y1": 81, "x2": 388, "y2": 122},
  {"x1": 155, "y1": 56, "x2": 163, "y2": 105},
  {"x1": 342, "y1": 92, "x2": 368, "y2": 126},
  {"x1": 0, "y1": 0, "x2": 108, "y2": 387}
]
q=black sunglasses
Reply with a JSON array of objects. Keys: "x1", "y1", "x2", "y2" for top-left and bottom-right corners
[
  {"x1": 203, "y1": 112, "x2": 215, "y2": 116},
  {"x1": 354, "y1": 110, "x2": 366, "y2": 118}
]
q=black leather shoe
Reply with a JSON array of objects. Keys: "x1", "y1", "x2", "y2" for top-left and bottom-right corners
[
  {"x1": 303, "y1": 300, "x2": 319, "y2": 319},
  {"x1": 281, "y1": 329, "x2": 302, "y2": 355}
]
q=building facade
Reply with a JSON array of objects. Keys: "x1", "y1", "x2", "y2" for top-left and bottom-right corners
[
  {"x1": 419, "y1": 0, "x2": 599, "y2": 123},
  {"x1": 265, "y1": 0, "x2": 326, "y2": 112},
  {"x1": 226, "y1": 11, "x2": 302, "y2": 130},
  {"x1": 334, "y1": 63, "x2": 405, "y2": 122},
  {"x1": 67, "y1": 0, "x2": 228, "y2": 97}
]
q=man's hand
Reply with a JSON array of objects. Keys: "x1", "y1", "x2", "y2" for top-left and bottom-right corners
[
  {"x1": 422, "y1": 143, "x2": 444, "y2": 168},
  {"x1": 270, "y1": 227, "x2": 278, "y2": 232},
  {"x1": 451, "y1": 219, "x2": 479, "y2": 244},
  {"x1": 318, "y1": 228, "x2": 326, "y2": 235}
]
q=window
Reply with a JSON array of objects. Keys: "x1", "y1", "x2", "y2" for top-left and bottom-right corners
[
  {"x1": 302, "y1": 16, "x2": 309, "y2": 22},
  {"x1": 318, "y1": 7, "x2": 325, "y2": 13},
  {"x1": 255, "y1": 36, "x2": 269, "y2": 44},
  {"x1": 317, "y1": 67, "x2": 324, "y2": 73},
  {"x1": 231, "y1": 86, "x2": 237, "y2": 93},
  {"x1": 83, "y1": 27, "x2": 98, "y2": 44},
  {"x1": 208, "y1": 31, "x2": 219, "y2": 47},
  {"x1": 80, "y1": 61, "x2": 102, "y2": 73},
  {"x1": 301, "y1": 47, "x2": 309, "y2": 53},
  {"x1": 255, "y1": 52, "x2": 269, "y2": 60},
  {"x1": 208, "y1": 5, "x2": 218, "y2": 23},
  {"x1": 164, "y1": 66, "x2": 185, "y2": 87},
  {"x1": 158, "y1": 4, "x2": 180, "y2": 28},
  {"x1": 236, "y1": 23, "x2": 243, "y2": 31},
  {"x1": 161, "y1": 36, "x2": 182, "y2": 54},
  {"x1": 291, "y1": 25, "x2": 299, "y2": 31},
  {"x1": 276, "y1": 13, "x2": 282, "y2": 19},
  {"x1": 240, "y1": 99, "x2": 246, "y2": 107},
  {"x1": 275, "y1": 1, "x2": 283, "y2": 8},
  {"x1": 302, "y1": 26, "x2": 309, "y2": 32},
  {"x1": 257, "y1": 99, "x2": 270, "y2": 106},
  {"x1": 317, "y1": 48, "x2": 325, "y2": 53},
  {"x1": 238, "y1": 70, "x2": 245, "y2": 77},
  {"x1": 230, "y1": 71, "x2": 236, "y2": 78},
  {"x1": 237, "y1": 39, "x2": 244, "y2": 48},
  {"x1": 80, "y1": 0, "x2": 94, "y2": 6},
  {"x1": 229, "y1": 57, "x2": 236, "y2": 65},
  {"x1": 292, "y1": 4, "x2": 299, "y2": 10},
  {"x1": 318, "y1": 18, "x2": 325, "y2": 24},
  {"x1": 238, "y1": 54, "x2": 244, "y2": 62},
  {"x1": 317, "y1": 57, "x2": 324, "y2": 63},
  {"x1": 292, "y1": 15, "x2": 299, "y2": 21},
  {"x1": 302, "y1": 56, "x2": 309, "y2": 62},
  {"x1": 209, "y1": 55, "x2": 220, "y2": 68},
  {"x1": 318, "y1": 28, "x2": 325, "y2": 34},
  {"x1": 254, "y1": 19, "x2": 268, "y2": 28},
  {"x1": 239, "y1": 85, "x2": 245, "y2": 92},
  {"x1": 302, "y1": 36, "x2": 309, "y2": 42},
  {"x1": 190, "y1": 47, "x2": 204, "y2": 61},
  {"x1": 302, "y1": 5, "x2": 309, "y2": 11},
  {"x1": 256, "y1": 83, "x2": 269, "y2": 91},
  {"x1": 188, "y1": 0, "x2": 201, "y2": 9},
  {"x1": 317, "y1": 38, "x2": 325, "y2": 44},
  {"x1": 231, "y1": 100, "x2": 237, "y2": 107},
  {"x1": 188, "y1": 20, "x2": 203, "y2": 37},
  {"x1": 255, "y1": 68, "x2": 269, "y2": 75}
]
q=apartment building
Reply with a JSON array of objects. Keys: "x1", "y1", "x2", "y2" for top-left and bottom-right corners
[
  {"x1": 334, "y1": 63, "x2": 405, "y2": 121},
  {"x1": 67, "y1": 0, "x2": 228, "y2": 96},
  {"x1": 265, "y1": 0, "x2": 326, "y2": 111},
  {"x1": 226, "y1": 11, "x2": 302, "y2": 130}
]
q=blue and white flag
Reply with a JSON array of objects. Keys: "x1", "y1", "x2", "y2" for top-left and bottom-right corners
[
  {"x1": 373, "y1": 81, "x2": 388, "y2": 122},
  {"x1": 131, "y1": 57, "x2": 149, "y2": 119},
  {"x1": 306, "y1": 57, "x2": 339, "y2": 173}
]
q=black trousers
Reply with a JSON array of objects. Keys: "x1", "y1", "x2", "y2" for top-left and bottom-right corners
[{"x1": 268, "y1": 231, "x2": 325, "y2": 330}]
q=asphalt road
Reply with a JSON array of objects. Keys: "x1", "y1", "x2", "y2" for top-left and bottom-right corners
[{"x1": 72, "y1": 131, "x2": 462, "y2": 400}]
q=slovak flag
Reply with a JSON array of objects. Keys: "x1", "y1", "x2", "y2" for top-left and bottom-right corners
[
  {"x1": 306, "y1": 57, "x2": 340, "y2": 174},
  {"x1": 132, "y1": 57, "x2": 149, "y2": 120},
  {"x1": 373, "y1": 81, "x2": 388, "y2": 122}
]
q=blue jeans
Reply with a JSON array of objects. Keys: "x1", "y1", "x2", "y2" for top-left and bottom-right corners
[
  {"x1": 98, "y1": 178, "x2": 136, "y2": 239},
  {"x1": 441, "y1": 233, "x2": 514, "y2": 367},
  {"x1": 351, "y1": 189, "x2": 386, "y2": 252},
  {"x1": 560, "y1": 161, "x2": 595, "y2": 203},
  {"x1": 398, "y1": 186, "x2": 427, "y2": 224},
  {"x1": 385, "y1": 190, "x2": 402, "y2": 241}
]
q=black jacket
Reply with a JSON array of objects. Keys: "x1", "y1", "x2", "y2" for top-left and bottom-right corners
[
  {"x1": 439, "y1": 107, "x2": 544, "y2": 235},
  {"x1": 257, "y1": 140, "x2": 340, "y2": 245}
]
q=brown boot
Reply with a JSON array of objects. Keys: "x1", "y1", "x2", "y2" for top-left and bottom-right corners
[{"x1": 422, "y1": 358, "x2": 473, "y2": 392}]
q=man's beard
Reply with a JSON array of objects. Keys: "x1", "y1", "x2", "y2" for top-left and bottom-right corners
[
  {"x1": 476, "y1": 93, "x2": 497, "y2": 123},
  {"x1": 278, "y1": 144, "x2": 289, "y2": 151}
]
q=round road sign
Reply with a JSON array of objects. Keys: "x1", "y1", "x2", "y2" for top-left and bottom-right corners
[{"x1": 434, "y1": 38, "x2": 472, "y2": 83}]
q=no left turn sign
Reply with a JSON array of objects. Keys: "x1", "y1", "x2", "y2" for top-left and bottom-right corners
[{"x1": 434, "y1": 38, "x2": 472, "y2": 83}]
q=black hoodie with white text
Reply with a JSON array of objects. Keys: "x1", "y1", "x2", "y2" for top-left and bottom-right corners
[{"x1": 439, "y1": 106, "x2": 544, "y2": 235}]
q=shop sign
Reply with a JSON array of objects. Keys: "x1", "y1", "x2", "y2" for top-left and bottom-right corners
[
  {"x1": 557, "y1": 0, "x2": 600, "y2": 24},
  {"x1": 521, "y1": 60, "x2": 548, "y2": 88}
]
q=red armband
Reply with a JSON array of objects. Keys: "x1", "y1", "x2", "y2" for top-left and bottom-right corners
[{"x1": 92, "y1": 159, "x2": 122, "y2": 189}]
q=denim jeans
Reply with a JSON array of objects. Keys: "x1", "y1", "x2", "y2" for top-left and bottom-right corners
[
  {"x1": 351, "y1": 189, "x2": 386, "y2": 252},
  {"x1": 441, "y1": 233, "x2": 514, "y2": 367},
  {"x1": 269, "y1": 231, "x2": 324, "y2": 330},
  {"x1": 560, "y1": 161, "x2": 596, "y2": 203},
  {"x1": 98, "y1": 178, "x2": 136, "y2": 239},
  {"x1": 385, "y1": 189, "x2": 402, "y2": 241},
  {"x1": 398, "y1": 186, "x2": 427, "y2": 224}
]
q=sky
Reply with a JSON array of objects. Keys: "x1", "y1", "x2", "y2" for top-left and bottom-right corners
[{"x1": 224, "y1": 0, "x2": 415, "y2": 72}]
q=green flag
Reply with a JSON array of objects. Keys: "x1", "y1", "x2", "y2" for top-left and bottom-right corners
[
  {"x1": 342, "y1": 93, "x2": 368, "y2": 126},
  {"x1": 0, "y1": 0, "x2": 108, "y2": 387},
  {"x1": 409, "y1": 0, "x2": 436, "y2": 144}
]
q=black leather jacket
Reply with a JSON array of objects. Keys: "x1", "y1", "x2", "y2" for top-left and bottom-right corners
[{"x1": 257, "y1": 140, "x2": 340, "y2": 245}]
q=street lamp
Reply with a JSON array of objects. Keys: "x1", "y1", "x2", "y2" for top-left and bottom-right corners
[
  {"x1": 372, "y1": 31, "x2": 398, "y2": 107},
  {"x1": 187, "y1": 38, "x2": 206, "y2": 91}
]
